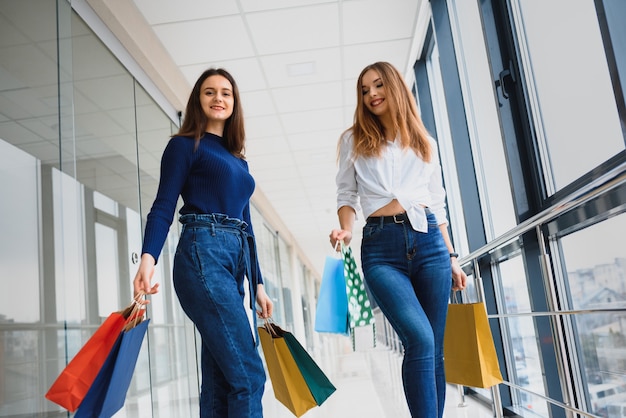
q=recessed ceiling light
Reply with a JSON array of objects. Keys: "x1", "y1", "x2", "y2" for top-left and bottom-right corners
[{"x1": 286, "y1": 61, "x2": 316, "y2": 77}]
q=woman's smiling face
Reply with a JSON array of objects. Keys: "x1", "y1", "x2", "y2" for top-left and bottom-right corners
[
  {"x1": 361, "y1": 69, "x2": 389, "y2": 117},
  {"x1": 200, "y1": 74, "x2": 234, "y2": 128}
]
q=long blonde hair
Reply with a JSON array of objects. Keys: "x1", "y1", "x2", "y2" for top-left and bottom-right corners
[{"x1": 348, "y1": 61, "x2": 431, "y2": 162}]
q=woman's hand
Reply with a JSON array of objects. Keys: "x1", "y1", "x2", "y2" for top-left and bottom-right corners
[
  {"x1": 330, "y1": 206, "x2": 356, "y2": 249},
  {"x1": 329, "y1": 229, "x2": 352, "y2": 249},
  {"x1": 451, "y1": 258, "x2": 467, "y2": 291},
  {"x1": 132, "y1": 253, "x2": 160, "y2": 304},
  {"x1": 256, "y1": 284, "x2": 273, "y2": 319}
]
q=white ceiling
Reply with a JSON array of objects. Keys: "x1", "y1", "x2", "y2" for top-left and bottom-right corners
[{"x1": 128, "y1": 0, "x2": 429, "y2": 276}]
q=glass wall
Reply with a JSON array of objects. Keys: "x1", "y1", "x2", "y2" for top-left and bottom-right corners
[
  {"x1": 446, "y1": 0, "x2": 518, "y2": 241},
  {"x1": 415, "y1": 0, "x2": 626, "y2": 417},
  {"x1": 552, "y1": 201, "x2": 626, "y2": 417},
  {"x1": 250, "y1": 205, "x2": 297, "y2": 332},
  {"x1": 508, "y1": 0, "x2": 624, "y2": 194},
  {"x1": 0, "y1": 2, "x2": 186, "y2": 416},
  {"x1": 0, "y1": 2, "x2": 316, "y2": 416}
]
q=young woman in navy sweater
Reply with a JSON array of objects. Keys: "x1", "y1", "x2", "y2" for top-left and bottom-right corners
[{"x1": 133, "y1": 68, "x2": 273, "y2": 418}]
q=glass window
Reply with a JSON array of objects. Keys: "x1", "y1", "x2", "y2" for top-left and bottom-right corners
[
  {"x1": 447, "y1": 0, "x2": 518, "y2": 239},
  {"x1": 599, "y1": 0, "x2": 626, "y2": 122},
  {"x1": 298, "y1": 259, "x2": 315, "y2": 351},
  {"x1": 498, "y1": 254, "x2": 549, "y2": 416},
  {"x1": 425, "y1": 40, "x2": 470, "y2": 256},
  {"x1": 278, "y1": 235, "x2": 294, "y2": 330},
  {"x1": 0, "y1": 142, "x2": 40, "y2": 323},
  {"x1": 52, "y1": 167, "x2": 87, "y2": 323},
  {"x1": 135, "y1": 83, "x2": 177, "y2": 220},
  {"x1": 258, "y1": 224, "x2": 285, "y2": 325},
  {"x1": 560, "y1": 214, "x2": 626, "y2": 416},
  {"x1": 0, "y1": 3, "x2": 198, "y2": 415},
  {"x1": 70, "y1": 12, "x2": 140, "y2": 213},
  {"x1": 510, "y1": 0, "x2": 624, "y2": 192},
  {"x1": 95, "y1": 222, "x2": 121, "y2": 316}
]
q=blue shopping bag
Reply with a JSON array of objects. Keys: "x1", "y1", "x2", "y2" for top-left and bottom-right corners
[
  {"x1": 314, "y1": 255, "x2": 349, "y2": 335},
  {"x1": 75, "y1": 318, "x2": 150, "y2": 418}
]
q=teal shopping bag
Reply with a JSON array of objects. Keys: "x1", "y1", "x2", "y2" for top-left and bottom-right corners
[
  {"x1": 282, "y1": 331, "x2": 336, "y2": 405},
  {"x1": 314, "y1": 255, "x2": 350, "y2": 335},
  {"x1": 260, "y1": 321, "x2": 336, "y2": 416}
]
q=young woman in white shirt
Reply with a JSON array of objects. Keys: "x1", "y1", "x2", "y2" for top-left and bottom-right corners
[{"x1": 329, "y1": 61, "x2": 467, "y2": 418}]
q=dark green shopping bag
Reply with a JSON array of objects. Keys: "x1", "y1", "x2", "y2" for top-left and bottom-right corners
[
  {"x1": 282, "y1": 331, "x2": 336, "y2": 405},
  {"x1": 259, "y1": 322, "x2": 336, "y2": 416}
]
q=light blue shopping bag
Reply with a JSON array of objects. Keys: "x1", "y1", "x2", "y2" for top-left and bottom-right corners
[{"x1": 314, "y1": 255, "x2": 350, "y2": 335}]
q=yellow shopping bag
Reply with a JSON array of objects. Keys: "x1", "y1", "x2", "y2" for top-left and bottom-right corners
[
  {"x1": 443, "y1": 302, "x2": 503, "y2": 388},
  {"x1": 259, "y1": 322, "x2": 335, "y2": 417}
]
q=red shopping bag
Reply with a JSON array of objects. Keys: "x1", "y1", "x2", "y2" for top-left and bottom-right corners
[
  {"x1": 74, "y1": 317, "x2": 150, "y2": 418},
  {"x1": 45, "y1": 303, "x2": 143, "y2": 411}
]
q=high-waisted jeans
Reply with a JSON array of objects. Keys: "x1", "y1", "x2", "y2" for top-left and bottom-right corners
[
  {"x1": 361, "y1": 212, "x2": 451, "y2": 418},
  {"x1": 174, "y1": 214, "x2": 265, "y2": 418}
]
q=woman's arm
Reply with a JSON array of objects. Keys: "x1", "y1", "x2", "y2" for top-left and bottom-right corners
[
  {"x1": 329, "y1": 205, "x2": 356, "y2": 248},
  {"x1": 438, "y1": 224, "x2": 467, "y2": 291},
  {"x1": 255, "y1": 284, "x2": 273, "y2": 319},
  {"x1": 331, "y1": 132, "x2": 359, "y2": 249},
  {"x1": 133, "y1": 253, "x2": 160, "y2": 302}
]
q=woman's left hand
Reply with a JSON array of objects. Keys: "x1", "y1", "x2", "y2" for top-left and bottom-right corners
[
  {"x1": 255, "y1": 284, "x2": 274, "y2": 319},
  {"x1": 451, "y1": 258, "x2": 467, "y2": 291}
]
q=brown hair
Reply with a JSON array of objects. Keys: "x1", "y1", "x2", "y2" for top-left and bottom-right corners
[
  {"x1": 176, "y1": 68, "x2": 246, "y2": 158},
  {"x1": 349, "y1": 61, "x2": 431, "y2": 162}
]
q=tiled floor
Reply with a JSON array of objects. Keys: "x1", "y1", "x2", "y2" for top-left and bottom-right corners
[
  {"x1": 262, "y1": 340, "x2": 495, "y2": 418},
  {"x1": 443, "y1": 386, "x2": 496, "y2": 418},
  {"x1": 116, "y1": 339, "x2": 495, "y2": 418}
]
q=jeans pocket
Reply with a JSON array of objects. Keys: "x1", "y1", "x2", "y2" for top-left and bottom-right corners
[
  {"x1": 362, "y1": 223, "x2": 383, "y2": 242},
  {"x1": 428, "y1": 221, "x2": 439, "y2": 230},
  {"x1": 427, "y1": 213, "x2": 439, "y2": 229}
]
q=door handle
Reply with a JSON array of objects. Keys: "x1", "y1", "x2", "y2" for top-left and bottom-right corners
[{"x1": 495, "y1": 61, "x2": 516, "y2": 105}]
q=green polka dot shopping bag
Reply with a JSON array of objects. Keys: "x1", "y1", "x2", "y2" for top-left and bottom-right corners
[
  {"x1": 341, "y1": 243, "x2": 375, "y2": 348},
  {"x1": 341, "y1": 245, "x2": 374, "y2": 329}
]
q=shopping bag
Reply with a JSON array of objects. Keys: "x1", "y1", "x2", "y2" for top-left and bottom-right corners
[
  {"x1": 45, "y1": 304, "x2": 139, "y2": 411},
  {"x1": 74, "y1": 317, "x2": 150, "y2": 418},
  {"x1": 341, "y1": 245, "x2": 375, "y2": 330},
  {"x1": 282, "y1": 331, "x2": 336, "y2": 406},
  {"x1": 314, "y1": 254, "x2": 349, "y2": 335},
  {"x1": 259, "y1": 322, "x2": 336, "y2": 417},
  {"x1": 443, "y1": 301, "x2": 503, "y2": 388}
]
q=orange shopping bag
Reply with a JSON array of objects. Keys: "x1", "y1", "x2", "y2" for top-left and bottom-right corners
[{"x1": 45, "y1": 301, "x2": 143, "y2": 411}]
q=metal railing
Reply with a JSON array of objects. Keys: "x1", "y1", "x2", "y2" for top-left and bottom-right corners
[{"x1": 373, "y1": 160, "x2": 626, "y2": 418}]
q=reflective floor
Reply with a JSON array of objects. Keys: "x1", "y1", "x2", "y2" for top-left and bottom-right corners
[
  {"x1": 262, "y1": 338, "x2": 495, "y2": 418},
  {"x1": 118, "y1": 339, "x2": 496, "y2": 418}
]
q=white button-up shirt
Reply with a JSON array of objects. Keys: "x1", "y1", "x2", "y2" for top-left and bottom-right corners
[{"x1": 336, "y1": 130, "x2": 448, "y2": 232}]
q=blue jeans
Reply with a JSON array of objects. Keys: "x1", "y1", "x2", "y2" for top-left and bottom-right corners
[
  {"x1": 361, "y1": 212, "x2": 451, "y2": 418},
  {"x1": 173, "y1": 214, "x2": 265, "y2": 418}
]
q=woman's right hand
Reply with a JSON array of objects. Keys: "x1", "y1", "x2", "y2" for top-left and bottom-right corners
[
  {"x1": 329, "y1": 229, "x2": 352, "y2": 249},
  {"x1": 133, "y1": 253, "x2": 160, "y2": 304},
  {"x1": 331, "y1": 206, "x2": 356, "y2": 250}
]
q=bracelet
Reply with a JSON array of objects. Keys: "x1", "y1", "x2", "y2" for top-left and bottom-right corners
[{"x1": 449, "y1": 252, "x2": 459, "y2": 258}]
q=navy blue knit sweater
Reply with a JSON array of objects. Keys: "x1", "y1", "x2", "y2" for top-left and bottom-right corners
[{"x1": 141, "y1": 132, "x2": 262, "y2": 283}]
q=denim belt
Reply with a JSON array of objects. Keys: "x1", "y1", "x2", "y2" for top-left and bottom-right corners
[
  {"x1": 366, "y1": 207, "x2": 432, "y2": 224},
  {"x1": 179, "y1": 213, "x2": 260, "y2": 310}
]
